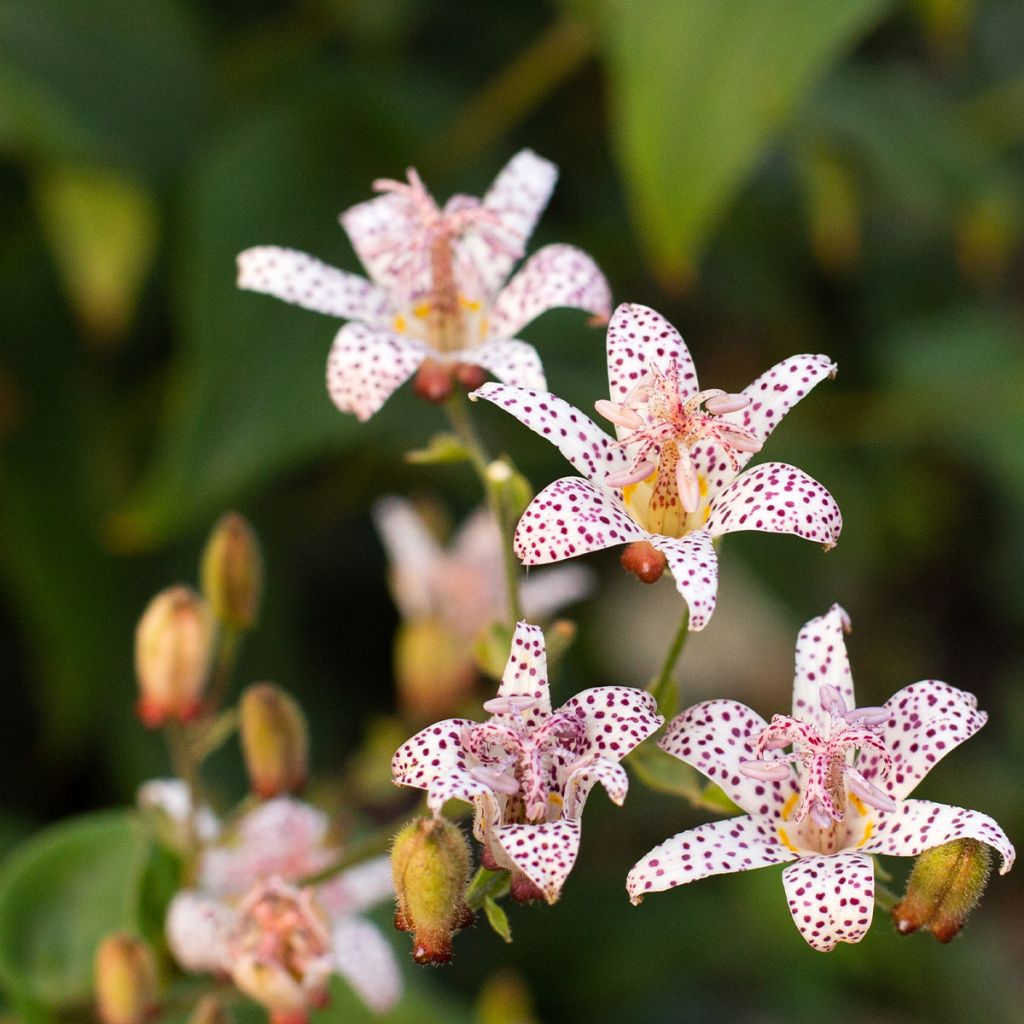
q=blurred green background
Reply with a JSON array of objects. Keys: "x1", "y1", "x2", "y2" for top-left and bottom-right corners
[{"x1": 1, "y1": 0, "x2": 1022, "y2": 1021}]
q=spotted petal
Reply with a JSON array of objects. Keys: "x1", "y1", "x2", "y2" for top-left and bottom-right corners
[
  {"x1": 472, "y1": 383, "x2": 628, "y2": 483},
  {"x1": 859, "y1": 681, "x2": 988, "y2": 800},
  {"x1": 790, "y1": 604, "x2": 854, "y2": 734},
  {"x1": 781, "y1": 853, "x2": 875, "y2": 952},
  {"x1": 649, "y1": 529, "x2": 719, "y2": 631},
  {"x1": 317, "y1": 857, "x2": 394, "y2": 918},
  {"x1": 561, "y1": 686, "x2": 662, "y2": 765},
  {"x1": 659, "y1": 700, "x2": 798, "y2": 817},
  {"x1": 605, "y1": 303, "x2": 697, "y2": 413},
  {"x1": 372, "y1": 497, "x2": 442, "y2": 619},
  {"x1": 460, "y1": 338, "x2": 546, "y2": 390},
  {"x1": 495, "y1": 621, "x2": 551, "y2": 724},
  {"x1": 487, "y1": 244, "x2": 611, "y2": 341},
  {"x1": 563, "y1": 756, "x2": 630, "y2": 817},
  {"x1": 863, "y1": 799, "x2": 1015, "y2": 873},
  {"x1": 331, "y1": 916, "x2": 403, "y2": 1013},
  {"x1": 326, "y1": 322, "x2": 429, "y2": 421},
  {"x1": 340, "y1": 191, "x2": 424, "y2": 297},
  {"x1": 520, "y1": 564, "x2": 595, "y2": 620},
  {"x1": 627, "y1": 814, "x2": 793, "y2": 903},
  {"x1": 236, "y1": 246, "x2": 393, "y2": 328},
  {"x1": 165, "y1": 891, "x2": 234, "y2": 974},
  {"x1": 491, "y1": 818, "x2": 581, "y2": 904},
  {"x1": 391, "y1": 718, "x2": 492, "y2": 813},
  {"x1": 705, "y1": 462, "x2": 842, "y2": 549}
]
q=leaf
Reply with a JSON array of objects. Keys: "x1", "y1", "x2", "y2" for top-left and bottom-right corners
[
  {"x1": 0, "y1": 812, "x2": 149, "y2": 1010},
  {"x1": 404, "y1": 432, "x2": 472, "y2": 465},
  {"x1": 598, "y1": 0, "x2": 890, "y2": 287},
  {"x1": 482, "y1": 895, "x2": 513, "y2": 944},
  {"x1": 473, "y1": 622, "x2": 514, "y2": 680}
]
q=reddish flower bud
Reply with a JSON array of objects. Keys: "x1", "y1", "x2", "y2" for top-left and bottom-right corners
[
  {"x1": 892, "y1": 838, "x2": 993, "y2": 942},
  {"x1": 135, "y1": 585, "x2": 214, "y2": 728},
  {"x1": 413, "y1": 358, "x2": 454, "y2": 405},
  {"x1": 620, "y1": 540, "x2": 667, "y2": 584},
  {"x1": 240, "y1": 683, "x2": 309, "y2": 798},
  {"x1": 201, "y1": 512, "x2": 263, "y2": 630},
  {"x1": 453, "y1": 362, "x2": 488, "y2": 391},
  {"x1": 391, "y1": 817, "x2": 473, "y2": 964},
  {"x1": 94, "y1": 934, "x2": 159, "y2": 1024}
]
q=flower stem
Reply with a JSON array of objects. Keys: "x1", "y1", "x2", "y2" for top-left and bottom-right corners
[
  {"x1": 465, "y1": 865, "x2": 512, "y2": 910},
  {"x1": 299, "y1": 826, "x2": 396, "y2": 887},
  {"x1": 648, "y1": 605, "x2": 689, "y2": 721},
  {"x1": 444, "y1": 392, "x2": 523, "y2": 625},
  {"x1": 204, "y1": 624, "x2": 242, "y2": 716}
]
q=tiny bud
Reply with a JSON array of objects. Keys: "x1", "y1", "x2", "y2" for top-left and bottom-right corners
[
  {"x1": 453, "y1": 362, "x2": 488, "y2": 391},
  {"x1": 391, "y1": 816, "x2": 473, "y2": 965},
  {"x1": 240, "y1": 683, "x2": 309, "y2": 798},
  {"x1": 395, "y1": 620, "x2": 476, "y2": 721},
  {"x1": 486, "y1": 459, "x2": 533, "y2": 520},
  {"x1": 135, "y1": 585, "x2": 215, "y2": 729},
  {"x1": 201, "y1": 512, "x2": 263, "y2": 630},
  {"x1": 188, "y1": 995, "x2": 232, "y2": 1024},
  {"x1": 620, "y1": 541, "x2": 667, "y2": 584},
  {"x1": 413, "y1": 358, "x2": 454, "y2": 405},
  {"x1": 94, "y1": 934, "x2": 159, "y2": 1024},
  {"x1": 892, "y1": 838, "x2": 993, "y2": 942}
]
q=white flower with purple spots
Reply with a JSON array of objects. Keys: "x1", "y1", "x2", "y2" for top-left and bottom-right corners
[
  {"x1": 237, "y1": 150, "x2": 610, "y2": 420},
  {"x1": 472, "y1": 303, "x2": 841, "y2": 629},
  {"x1": 391, "y1": 621, "x2": 662, "y2": 902},
  {"x1": 625, "y1": 605, "x2": 1015, "y2": 952}
]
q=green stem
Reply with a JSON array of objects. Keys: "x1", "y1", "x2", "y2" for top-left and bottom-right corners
[
  {"x1": 648, "y1": 605, "x2": 689, "y2": 720},
  {"x1": 465, "y1": 865, "x2": 512, "y2": 910},
  {"x1": 300, "y1": 826, "x2": 396, "y2": 887},
  {"x1": 445, "y1": 393, "x2": 523, "y2": 625},
  {"x1": 204, "y1": 624, "x2": 242, "y2": 716},
  {"x1": 163, "y1": 721, "x2": 204, "y2": 850}
]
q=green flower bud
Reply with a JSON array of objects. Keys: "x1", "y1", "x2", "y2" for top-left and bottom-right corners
[
  {"x1": 135, "y1": 585, "x2": 214, "y2": 728},
  {"x1": 391, "y1": 816, "x2": 474, "y2": 964},
  {"x1": 201, "y1": 512, "x2": 263, "y2": 630},
  {"x1": 240, "y1": 683, "x2": 309, "y2": 799},
  {"x1": 94, "y1": 934, "x2": 159, "y2": 1024},
  {"x1": 892, "y1": 838, "x2": 993, "y2": 942}
]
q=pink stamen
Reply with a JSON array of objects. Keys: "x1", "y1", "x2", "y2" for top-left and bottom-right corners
[
  {"x1": 738, "y1": 758, "x2": 792, "y2": 782},
  {"x1": 674, "y1": 447, "x2": 701, "y2": 514},
  {"x1": 847, "y1": 773, "x2": 898, "y2": 813},
  {"x1": 482, "y1": 695, "x2": 538, "y2": 715},
  {"x1": 605, "y1": 461, "x2": 657, "y2": 489},
  {"x1": 595, "y1": 399, "x2": 644, "y2": 431},
  {"x1": 704, "y1": 392, "x2": 750, "y2": 415},
  {"x1": 469, "y1": 764, "x2": 520, "y2": 795}
]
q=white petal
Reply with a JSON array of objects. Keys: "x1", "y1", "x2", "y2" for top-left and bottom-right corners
[
  {"x1": 606, "y1": 303, "x2": 697, "y2": 409},
  {"x1": 461, "y1": 338, "x2": 546, "y2": 390},
  {"x1": 649, "y1": 530, "x2": 719, "y2": 631},
  {"x1": 166, "y1": 891, "x2": 234, "y2": 974},
  {"x1": 562, "y1": 756, "x2": 630, "y2": 817},
  {"x1": 781, "y1": 853, "x2": 875, "y2": 952},
  {"x1": 520, "y1": 563, "x2": 595, "y2": 620},
  {"x1": 790, "y1": 604, "x2": 854, "y2": 735},
  {"x1": 559, "y1": 687, "x2": 662, "y2": 767},
  {"x1": 490, "y1": 818, "x2": 580, "y2": 904},
  {"x1": 496, "y1": 621, "x2": 552, "y2": 721},
  {"x1": 372, "y1": 497, "x2": 442, "y2": 619},
  {"x1": 331, "y1": 916, "x2": 403, "y2": 1014},
  {"x1": 316, "y1": 856, "x2": 394, "y2": 918},
  {"x1": 340, "y1": 191, "x2": 426, "y2": 296}
]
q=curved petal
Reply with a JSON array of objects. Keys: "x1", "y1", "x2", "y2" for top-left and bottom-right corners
[
  {"x1": 325, "y1": 322, "x2": 429, "y2": 421},
  {"x1": 487, "y1": 244, "x2": 611, "y2": 340},
  {"x1": 340, "y1": 191, "x2": 424, "y2": 297},
  {"x1": 514, "y1": 477, "x2": 644, "y2": 566},
  {"x1": 491, "y1": 818, "x2": 581, "y2": 903},
  {"x1": 790, "y1": 604, "x2": 854, "y2": 734},
  {"x1": 859, "y1": 681, "x2": 988, "y2": 800},
  {"x1": 863, "y1": 799, "x2": 1014, "y2": 873},
  {"x1": 649, "y1": 529, "x2": 719, "y2": 631},
  {"x1": 781, "y1": 853, "x2": 875, "y2": 952},
  {"x1": 372, "y1": 497, "x2": 442, "y2": 619},
  {"x1": 520, "y1": 563, "x2": 595, "y2": 620},
  {"x1": 560, "y1": 686, "x2": 662, "y2": 765},
  {"x1": 391, "y1": 718, "x2": 492, "y2": 813},
  {"x1": 659, "y1": 700, "x2": 798, "y2": 817},
  {"x1": 461, "y1": 338, "x2": 546, "y2": 390},
  {"x1": 705, "y1": 462, "x2": 842, "y2": 549},
  {"x1": 495, "y1": 621, "x2": 551, "y2": 722},
  {"x1": 606, "y1": 303, "x2": 697, "y2": 410},
  {"x1": 472, "y1": 382, "x2": 628, "y2": 483},
  {"x1": 166, "y1": 891, "x2": 234, "y2": 974},
  {"x1": 317, "y1": 856, "x2": 393, "y2": 918},
  {"x1": 331, "y1": 916, "x2": 403, "y2": 1014},
  {"x1": 627, "y1": 815, "x2": 793, "y2": 903},
  {"x1": 720, "y1": 354, "x2": 837, "y2": 474},
  {"x1": 236, "y1": 246, "x2": 393, "y2": 327}
]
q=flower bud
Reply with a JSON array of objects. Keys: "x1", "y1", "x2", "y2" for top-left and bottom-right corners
[
  {"x1": 391, "y1": 816, "x2": 473, "y2": 964},
  {"x1": 94, "y1": 934, "x2": 159, "y2": 1024},
  {"x1": 201, "y1": 512, "x2": 263, "y2": 631},
  {"x1": 485, "y1": 459, "x2": 533, "y2": 521},
  {"x1": 240, "y1": 683, "x2": 309, "y2": 799},
  {"x1": 135, "y1": 585, "x2": 215, "y2": 728},
  {"x1": 413, "y1": 358, "x2": 454, "y2": 405},
  {"x1": 620, "y1": 540, "x2": 666, "y2": 584},
  {"x1": 453, "y1": 362, "x2": 488, "y2": 392},
  {"x1": 188, "y1": 995, "x2": 232, "y2": 1024},
  {"x1": 395, "y1": 620, "x2": 476, "y2": 721},
  {"x1": 892, "y1": 838, "x2": 993, "y2": 942}
]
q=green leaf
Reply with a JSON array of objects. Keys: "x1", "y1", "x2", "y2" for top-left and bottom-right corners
[
  {"x1": 599, "y1": 0, "x2": 889, "y2": 287},
  {"x1": 482, "y1": 895, "x2": 513, "y2": 944},
  {"x1": 0, "y1": 812, "x2": 149, "y2": 1011},
  {"x1": 404, "y1": 432, "x2": 472, "y2": 465},
  {"x1": 472, "y1": 622, "x2": 514, "y2": 680}
]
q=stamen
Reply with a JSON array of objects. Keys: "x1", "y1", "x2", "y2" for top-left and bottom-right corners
[
  {"x1": 810, "y1": 803, "x2": 833, "y2": 829},
  {"x1": 595, "y1": 399, "x2": 643, "y2": 431},
  {"x1": 844, "y1": 706, "x2": 890, "y2": 728},
  {"x1": 674, "y1": 447, "x2": 701, "y2": 514},
  {"x1": 738, "y1": 758, "x2": 792, "y2": 781},
  {"x1": 482, "y1": 695, "x2": 538, "y2": 715},
  {"x1": 847, "y1": 773, "x2": 898, "y2": 813},
  {"x1": 819, "y1": 684, "x2": 849, "y2": 717},
  {"x1": 605, "y1": 461, "x2": 657, "y2": 489},
  {"x1": 704, "y1": 393, "x2": 750, "y2": 415},
  {"x1": 468, "y1": 764, "x2": 520, "y2": 795}
]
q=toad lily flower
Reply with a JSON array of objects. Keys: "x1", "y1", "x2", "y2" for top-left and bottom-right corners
[
  {"x1": 391, "y1": 621, "x2": 662, "y2": 902},
  {"x1": 626, "y1": 605, "x2": 1015, "y2": 952},
  {"x1": 238, "y1": 150, "x2": 610, "y2": 420},
  {"x1": 472, "y1": 303, "x2": 841, "y2": 629},
  {"x1": 166, "y1": 797, "x2": 401, "y2": 1015}
]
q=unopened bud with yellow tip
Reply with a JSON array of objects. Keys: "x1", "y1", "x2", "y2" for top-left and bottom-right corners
[
  {"x1": 201, "y1": 512, "x2": 263, "y2": 631},
  {"x1": 892, "y1": 838, "x2": 993, "y2": 943},
  {"x1": 135, "y1": 585, "x2": 214, "y2": 728},
  {"x1": 240, "y1": 683, "x2": 309, "y2": 798},
  {"x1": 391, "y1": 816, "x2": 474, "y2": 964},
  {"x1": 94, "y1": 933, "x2": 159, "y2": 1024}
]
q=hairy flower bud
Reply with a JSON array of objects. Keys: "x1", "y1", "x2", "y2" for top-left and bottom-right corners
[
  {"x1": 135, "y1": 585, "x2": 215, "y2": 728},
  {"x1": 240, "y1": 683, "x2": 309, "y2": 799},
  {"x1": 620, "y1": 540, "x2": 667, "y2": 584},
  {"x1": 391, "y1": 817, "x2": 473, "y2": 964},
  {"x1": 892, "y1": 838, "x2": 994, "y2": 942},
  {"x1": 201, "y1": 512, "x2": 263, "y2": 630},
  {"x1": 94, "y1": 934, "x2": 159, "y2": 1024}
]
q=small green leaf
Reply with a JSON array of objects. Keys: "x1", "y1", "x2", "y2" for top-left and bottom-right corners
[
  {"x1": 405, "y1": 432, "x2": 472, "y2": 465},
  {"x1": 0, "y1": 812, "x2": 149, "y2": 1010},
  {"x1": 482, "y1": 896, "x2": 513, "y2": 944}
]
